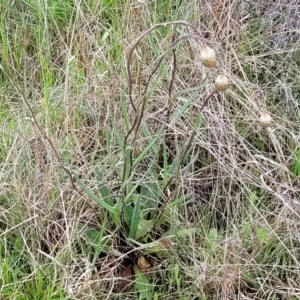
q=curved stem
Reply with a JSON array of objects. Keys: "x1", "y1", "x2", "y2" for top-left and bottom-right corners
[{"x1": 126, "y1": 21, "x2": 207, "y2": 112}]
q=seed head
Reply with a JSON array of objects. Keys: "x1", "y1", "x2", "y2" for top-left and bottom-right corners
[
  {"x1": 200, "y1": 46, "x2": 217, "y2": 68},
  {"x1": 215, "y1": 75, "x2": 230, "y2": 91},
  {"x1": 259, "y1": 112, "x2": 272, "y2": 128}
]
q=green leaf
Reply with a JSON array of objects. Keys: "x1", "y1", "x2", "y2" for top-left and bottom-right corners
[
  {"x1": 85, "y1": 228, "x2": 105, "y2": 246},
  {"x1": 134, "y1": 265, "x2": 152, "y2": 300},
  {"x1": 95, "y1": 169, "x2": 112, "y2": 204},
  {"x1": 129, "y1": 195, "x2": 141, "y2": 239},
  {"x1": 172, "y1": 86, "x2": 205, "y2": 124},
  {"x1": 140, "y1": 183, "x2": 160, "y2": 210},
  {"x1": 256, "y1": 227, "x2": 272, "y2": 246},
  {"x1": 135, "y1": 219, "x2": 154, "y2": 240},
  {"x1": 292, "y1": 150, "x2": 300, "y2": 175},
  {"x1": 123, "y1": 147, "x2": 132, "y2": 184},
  {"x1": 75, "y1": 176, "x2": 121, "y2": 226},
  {"x1": 163, "y1": 142, "x2": 169, "y2": 186},
  {"x1": 132, "y1": 133, "x2": 162, "y2": 168},
  {"x1": 126, "y1": 238, "x2": 173, "y2": 256},
  {"x1": 84, "y1": 223, "x2": 108, "y2": 263},
  {"x1": 98, "y1": 184, "x2": 113, "y2": 206},
  {"x1": 124, "y1": 204, "x2": 133, "y2": 226},
  {"x1": 140, "y1": 124, "x2": 159, "y2": 154},
  {"x1": 175, "y1": 227, "x2": 197, "y2": 239},
  {"x1": 168, "y1": 157, "x2": 180, "y2": 176},
  {"x1": 112, "y1": 119, "x2": 124, "y2": 151},
  {"x1": 208, "y1": 228, "x2": 218, "y2": 242},
  {"x1": 206, "y1": 228, "x2": 219, "y2": 251}
]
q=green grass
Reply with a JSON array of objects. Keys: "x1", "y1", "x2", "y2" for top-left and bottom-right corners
[{"x1": 0, "y1": 0, "x2": 300, "y2": 299}]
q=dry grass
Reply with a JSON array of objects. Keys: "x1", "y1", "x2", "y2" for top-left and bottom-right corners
[{"x1": 0, "y1": 0, "x2": 299, "y2": 299}]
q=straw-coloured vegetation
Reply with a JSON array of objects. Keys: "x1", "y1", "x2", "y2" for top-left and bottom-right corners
[{"x1": 0, "y1": 0, "x2": 299, "y2": 299}]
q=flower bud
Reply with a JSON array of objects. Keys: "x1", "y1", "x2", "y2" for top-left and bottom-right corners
[
  {"x1": 259, "y1": 112, "x2": 272, "y2": 128},
  {"x1": 200, "y1": 46, "x2": 217, "y2": 68},
  {"x1": 215, "y1": 75, "x2": 230, "y2": 91}
]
